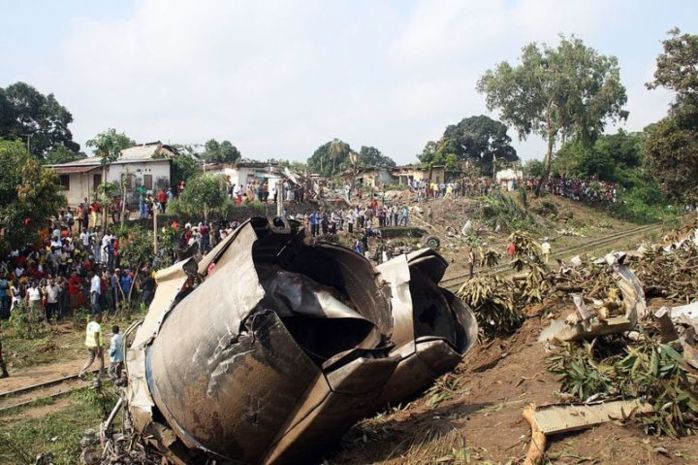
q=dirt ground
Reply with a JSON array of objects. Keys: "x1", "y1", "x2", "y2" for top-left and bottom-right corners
[{"x1": 326, "y1": 304, "x2": 698, "y2": 465}]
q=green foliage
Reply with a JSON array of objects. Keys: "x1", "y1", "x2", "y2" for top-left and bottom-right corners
[
  {"x1": 523, "y1": 159, "x2": 545, "y2": 178},
  {"x1": 0, "y1": 140, "x2": 66, "y2": 252},
  {"x1": 43, "y1": 145, "x2": 87, "y2": 165},
  {"x1": 0, "y1": 82, "x2": 80, "y2": 157},
  {"x1": 609, "y1": 187, "x2": 678, "y2": 223},
  {"x1": 201, "y1": 138, "x2": 241, "y2": 163},
  {"x1": 645, "y1": 107, "x2": 698, "y2": 204},
  {"x1": 458, "y1": 275, "x2": 522, "y2": 337},
  {"x1": 547, "y1": 341, "x2": 615, "y2": 400},
  {"x1": 0, "y1": 387, "x2": 119, "y2": 465},
  {"x1": 476, "y1": 193, "x2": 539, "y2": 233},
  {"x1": 118, "y1": 225, "x2": 153, "y2": 271},
  {"x1": 646, "y1": 28, "x2": 698, "y2": 107},
  {"x1": 358, "y1": 145, "x2": 395, "y2": 167},
  {"x1": 645, "y1": 29, "x2": 698, "y2": 204},
  {"x1": 85, "y1": 128, "x2": 135, "y2": 165},
  {"x1": 171, "y1": 151, "x2": 200, "y2": 187},
  {"x1": 420, "y1": 115, "x2": 518, "y2": 174},
  {"x1": 553, "y1": 130, "x2": 645, "y2": 184},
  {"x1": 307, "y1": 139, "x2": 356, "y2": 177},
  {"x1": 167, "y1": 173, "x2": 233, "y2": 219},
  {"x1": 477, "y1": 36, "x2": 628, "y2": 182},
  {"x1": 549, "y1": 338, "x2": 698, "y2": 437}
]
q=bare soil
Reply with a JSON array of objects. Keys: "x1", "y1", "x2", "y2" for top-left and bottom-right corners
[{"x1": 327, "y1": 308, "x2": 698, "y2": 465}]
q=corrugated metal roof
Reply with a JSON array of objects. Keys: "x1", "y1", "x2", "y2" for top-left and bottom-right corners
[
  {"x1": 51, "y1": 165, "x2": 101, "y2": 174},
  {"x1": 48, "y1": 142, "x2": 176, "y2": 168}
]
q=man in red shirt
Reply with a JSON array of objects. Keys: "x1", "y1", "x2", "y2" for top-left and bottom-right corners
[{"x1": 157, "y1": 189, "x2": 168, "y2": 213}]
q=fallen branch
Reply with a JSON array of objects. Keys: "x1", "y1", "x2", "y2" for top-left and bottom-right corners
[{"x1": 522, "y1": 403, "x2": 546, "y2": 465}]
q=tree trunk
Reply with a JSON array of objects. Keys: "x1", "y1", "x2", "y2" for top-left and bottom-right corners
[
  {"x1": 535, "y1": 131, "x2": 555, "y2": 197},
  {"x1": 102, "y1": 165, "x2": 108, "y2": 232},
  {"x1": 120, "y1": 175, "x2": 127, "y2": 225}
]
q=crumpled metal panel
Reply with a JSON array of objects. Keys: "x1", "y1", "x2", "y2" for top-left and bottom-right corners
[
  {"x1": 375, "y1": 250, "x2": 478, "y2": 407},
  {"x1": 126, "y1": 217, "x2": 478, "y2": 465}
]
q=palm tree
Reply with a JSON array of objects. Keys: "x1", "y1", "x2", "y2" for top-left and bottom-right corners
[{"x1": 328, "y1": 138, "x2": 348, "y2": 176}]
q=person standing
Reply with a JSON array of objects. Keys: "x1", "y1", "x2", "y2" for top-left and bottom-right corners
[
  {"x1": 45, "y1": 278, "x2": 60, "y2": 322},
  {"x1": 25, "y1": 280, "x2": 43, "y2": 334},
  {"x1": 90, "y1": 271, "x2": 101, "y2": 315},
  {"x1": 468, "y1": 248, "x2": 476, "y2": 279},
  {"x1": 108, "y1": 325, "x2": 124, "y2": 381},
  {"x1": 79, "y1": 314, "x2": 104, "y2": 379},
  {"x1": 0, "y1": 274, "x2": 9, "y2": 320},
  {"x1": 157, "y1": 188, "x2": 168, "y2": 212}
]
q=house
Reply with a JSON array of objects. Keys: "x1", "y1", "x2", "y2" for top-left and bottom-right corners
[
  {"x1": 392, "y1": 165, "x2": 447, "y2": 186},
  {"x1": 203, "y1": 161, "x2": 282, "y2": 190},
  {"x1": 495, "y1": 167, "x2": 523, "y2": 191},
  {"x1": 49, "y1": 142, "x2": 176, "y2": 206},
  {"x1": 339, "y1": 166, "x2": 396, "y2": 189}
]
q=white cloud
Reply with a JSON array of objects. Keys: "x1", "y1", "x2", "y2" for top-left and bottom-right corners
[{"x1": 28, "y1": 0, "x2": 675, "y2": 163}]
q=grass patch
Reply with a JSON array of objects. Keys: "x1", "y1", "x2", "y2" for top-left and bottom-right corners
[{"x1": 0, "y1": 385, "x2": 119, "y2": 465}]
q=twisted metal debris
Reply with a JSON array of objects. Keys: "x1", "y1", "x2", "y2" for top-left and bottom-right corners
[{"x1": 123, "y1": 217, "x2": 477, "y2": 465}]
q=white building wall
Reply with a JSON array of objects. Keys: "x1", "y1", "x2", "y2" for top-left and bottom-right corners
[{"x1": 58, "y1": 160, "x2": 171, "y2": 207}]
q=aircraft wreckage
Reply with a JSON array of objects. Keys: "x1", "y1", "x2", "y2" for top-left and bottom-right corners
[{"x1": 125, "y1": 217, "x2": 478, "y2": 465}]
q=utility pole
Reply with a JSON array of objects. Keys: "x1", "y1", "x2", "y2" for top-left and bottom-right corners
[{"x1": 153, "y1": 201, "x2": 158, "y2": 254}]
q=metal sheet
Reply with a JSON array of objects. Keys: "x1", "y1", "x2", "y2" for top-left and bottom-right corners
[{"x1": 126, "y1": 217, "x2": 479, "y2": 465}]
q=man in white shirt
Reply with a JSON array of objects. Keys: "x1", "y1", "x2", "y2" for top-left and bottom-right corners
[
  {"x1": 25, "y1": 281, "x2": 43, "y2": 334},
  {"x1": 80, "y1": 228, "x2": 90, "y2": 248},
  {"x1": 44, "y1": 278, "x2": 60, "y2": 322},
  {"x1": 90, "y1": 271, "x2": 101, "y2": 315}
]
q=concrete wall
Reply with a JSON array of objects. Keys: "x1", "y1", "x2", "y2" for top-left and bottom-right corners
[{"x1": 59, "y1": 160, "x2": 171, "y2": 207}]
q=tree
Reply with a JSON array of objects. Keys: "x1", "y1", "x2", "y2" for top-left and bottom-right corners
[
  {"x1": 477, "y1": 36, "x2": 628, "y2": 194},
  {"x1": 0, "y1": 82, "x2": 80, "y2": 157},
  {"x1": 358, "y1": 146, "x2": 396, "y2": 167},
  {"x1": 117, "y1": 225, "x2": 153, "y2": 310},
  {"x1": 307, "y1": 139, "x2": 354, "y2": 177},
  {"x1": 86, "y1": 129, "x2": 135, "y2": 229},
  {"x1": 0, "y1": 140, "x2": 66, "y2": 253},
  {"x1": 44, "y1": 145, "x2": 87, "y2": 165},
  {"x1": 523, "y1": 159, "x2": 545, "y2": 178},
  {"x1": 645, "y1": 29, "x2": 698, "y2": 204},
  {"x1": 201, "y1": 139, "x2": 241, "y2": 163},
  {"x1": 436, "y1": 115, "x2": 518, "y2": 176},
  {"x1": 646, "y1": 28, "x2": 698, "y2": 108},
  {"x1": 169, "y1": 144, "x2": 201, "y2": 187},
  {"x1": 168, "y1": 174, "x2": 232, "y2": 221},
  {"x1": 554, "y1": 130, "x2": 645, "y2": 183}
]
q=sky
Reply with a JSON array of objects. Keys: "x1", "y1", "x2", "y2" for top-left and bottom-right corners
[{"x1": 1, "y1": 0, "x2": 696, "y2": 164}]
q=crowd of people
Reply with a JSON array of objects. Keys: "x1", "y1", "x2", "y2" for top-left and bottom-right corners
[
  {"x1": 0, "y1": 216, "x2": 154, "y2": 326},
  {"x1": 527, "y1": 177, "x2": 618, "y2": 203},
  {"x1": 405, "y1": 178, "x2": 496, "y2": 199}
]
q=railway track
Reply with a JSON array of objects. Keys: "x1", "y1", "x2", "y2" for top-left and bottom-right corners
[
  {"x1": 0, "y1": 369, "x2": 98, "y2": 414},
  {"x1": 440, "y1": 222, "x2": 665, "y2": 291}
]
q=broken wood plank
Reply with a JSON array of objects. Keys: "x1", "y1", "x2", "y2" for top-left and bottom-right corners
[{"x1": 533, "y1": 400, "x2": 653, "y2": 435}]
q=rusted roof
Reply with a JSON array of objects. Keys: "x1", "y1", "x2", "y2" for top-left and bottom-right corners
[{"x1": 50, "y1": 165, "x2": 100, "y2": 174}]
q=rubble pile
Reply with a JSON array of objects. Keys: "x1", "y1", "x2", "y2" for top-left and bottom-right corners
[{"x1": 458, "y1": 218, "x2": 698, "y2": 463}]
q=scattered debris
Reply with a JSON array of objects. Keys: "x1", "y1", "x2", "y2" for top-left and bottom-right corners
[{"x1": 522, "y1": 400, "x2": 653, "y2": 465}]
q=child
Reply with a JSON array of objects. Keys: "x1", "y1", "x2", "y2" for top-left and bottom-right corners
[{"x1": 108, "y1": 325, "x2": 124, "y2": 381}]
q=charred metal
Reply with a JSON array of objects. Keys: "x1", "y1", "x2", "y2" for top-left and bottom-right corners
[{"x1": 125, "y1": 217, "x2": 477, "y2": 465}]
